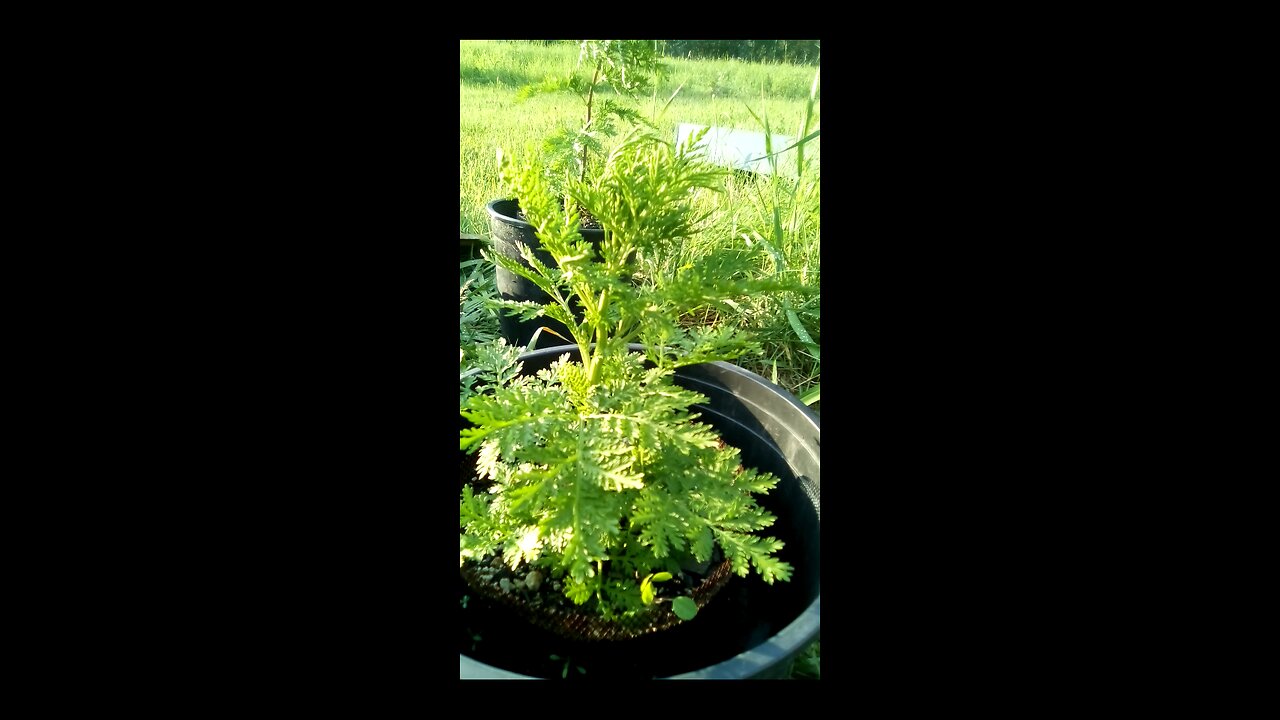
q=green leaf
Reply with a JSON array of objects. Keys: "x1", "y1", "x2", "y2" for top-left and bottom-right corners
[
  {"x1": 690, "y1": 526, "x2": 714, "y2": 563},
  {"x1": 484, "y1": 248, "x2": 561, "y2": 302},
  {"x1": 785, "y1": 307, "x2": 816, "y2": 348},
  {"x1": 799, "y1": 384, "x2": 820, "y2": 406},
  {"x1": 640, "y1": 576, "x2": 655, "y2": 605},
  {"x1": 672, "y1": 596, "x2": 698, "y2": 621}
]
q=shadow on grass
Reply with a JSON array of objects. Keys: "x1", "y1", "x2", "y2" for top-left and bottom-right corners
[{"x1": 460, "y1": 64, "x2": 545, "y2": 90}]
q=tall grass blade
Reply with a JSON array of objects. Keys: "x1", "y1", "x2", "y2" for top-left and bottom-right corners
[
  {"x1": 785, "y1": 307, "x2": 816, "y2": 348},
  {"x1": 796, "y1": 68, "x2": 819, "y2": 178},
  {"x1": 773, "y1": 204, "x2": 786, "y2": 256},
  {"x1": 752, "y1": 129, "x2": 821, "y2": 163},
  {"x1": 655, "y1": 81, "x2": 686, "y2": 121},
  {"x1": 798, "y1": 384, "x2": 820, "y2": 407},
  {"x1": 751, "y1": 229, "x2": 817, "y2": 356}
]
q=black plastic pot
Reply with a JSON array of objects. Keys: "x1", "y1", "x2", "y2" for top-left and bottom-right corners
[
  {"x1": 485, "y1": 198, "x2": 605, "y2": 349},
  {"x1": 459, "y1": 344, "x2": 820, "y2": 679},
  {"x1": 460, "y1": 232, "x2": 485, "y2": 262}
]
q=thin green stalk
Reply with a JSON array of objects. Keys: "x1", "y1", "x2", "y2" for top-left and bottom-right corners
[
  {"x1": 581, "y1": 59, "x2": 602, "y2": 183},
  {"x1": 587, "y1": 287, "x2": 610, "y2": 384}
]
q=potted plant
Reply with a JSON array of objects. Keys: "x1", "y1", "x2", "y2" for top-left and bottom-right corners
[
  {"x1": 460, "y1": 131, "x2": 820, "y2": 679},
  {"x1": 486, "y1": 40, "x2": 665, "y2": 348}
]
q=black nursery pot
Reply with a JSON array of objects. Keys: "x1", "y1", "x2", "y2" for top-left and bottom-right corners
[
  {"x1": 460, "y1": 233, "x2": 485, "y2": 262},
  {"x1": 485, "y1": 198, "x2": 605, "y2": 350},
  {"x1": 459, "y1": 344, "x2": 820, "y2": 679}
]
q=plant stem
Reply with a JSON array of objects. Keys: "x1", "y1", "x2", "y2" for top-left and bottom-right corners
[
  {"x1": 587, "y1": 287, "x2": 610, "y2": 384},
  {"x1": 581, "y1": 59, "x2": 601, "y2": 184}
]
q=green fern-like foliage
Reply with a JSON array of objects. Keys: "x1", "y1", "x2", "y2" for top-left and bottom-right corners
[
  {"x1": 514, "y1": 40, "x2": 665, "y2": 191},
  {"x1": 459, "y1": 337, "x2": 521, "y2": 407},
  {"x1": 461, "y1": 132, "x2": 795, "y2": 621},
  {"x1": 461, "y1": 353, "x2": 792, "y2": 617}
]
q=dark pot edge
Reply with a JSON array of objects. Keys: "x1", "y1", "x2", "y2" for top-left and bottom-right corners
[
  {"x1": 666, "y1": 596, "x2": 822, "y2": 679},
  {"x1": 485, "y1": 198, "x2": 528, "y2": 228},
  {"x1": 460, "y1": 233, "x2": 486, "y2": 260},
  {"x1": 486, "y1": 197, "x2": 606, "y2": 238}
]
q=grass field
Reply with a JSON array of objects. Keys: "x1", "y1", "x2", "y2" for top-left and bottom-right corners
[
  {"x1": 459, "y1": 42, "x2": 820, "y2": 678},
  {"x1": 460, "y1": 40, "x2": 820, "y2": 234}
]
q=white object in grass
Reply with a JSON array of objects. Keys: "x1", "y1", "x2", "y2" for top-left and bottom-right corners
[{"x1": 675, "y1": 123, "x2": 797, "y2": 177}]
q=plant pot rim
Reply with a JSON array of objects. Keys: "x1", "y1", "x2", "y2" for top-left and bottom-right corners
[
  {"x1": 459, "y1": 598, "x2": 821, "y2": 679},
  {"x1": 463, "y1": 344, "x2": 819, "y2": 426},
  {"x1": 486, "y1": 197, "x2": 606, "y2": 236},
  {"x1": 485, "y1": 198, "x2": 529, "y2": 227}
]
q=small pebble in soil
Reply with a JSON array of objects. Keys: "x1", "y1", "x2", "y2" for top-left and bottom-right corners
[
  {"x1": 525, "y1": 570, "x2": 543, "y2": 590},
  {"x1": 499, "y1": 578, "x2": 512, "y2": 593}
]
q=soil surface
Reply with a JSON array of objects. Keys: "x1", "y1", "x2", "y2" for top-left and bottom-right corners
[
  {"x1": 460, "y1": 545, "x2": 729, "y2": 641},
  {"x1": 457, "y1": 446, "x2": 815, "y2": 678}
]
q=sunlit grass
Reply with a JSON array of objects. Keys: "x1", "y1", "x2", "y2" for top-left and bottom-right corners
[{"x1": 460, "y1": 40, "x2": 820, "y2": 234}]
